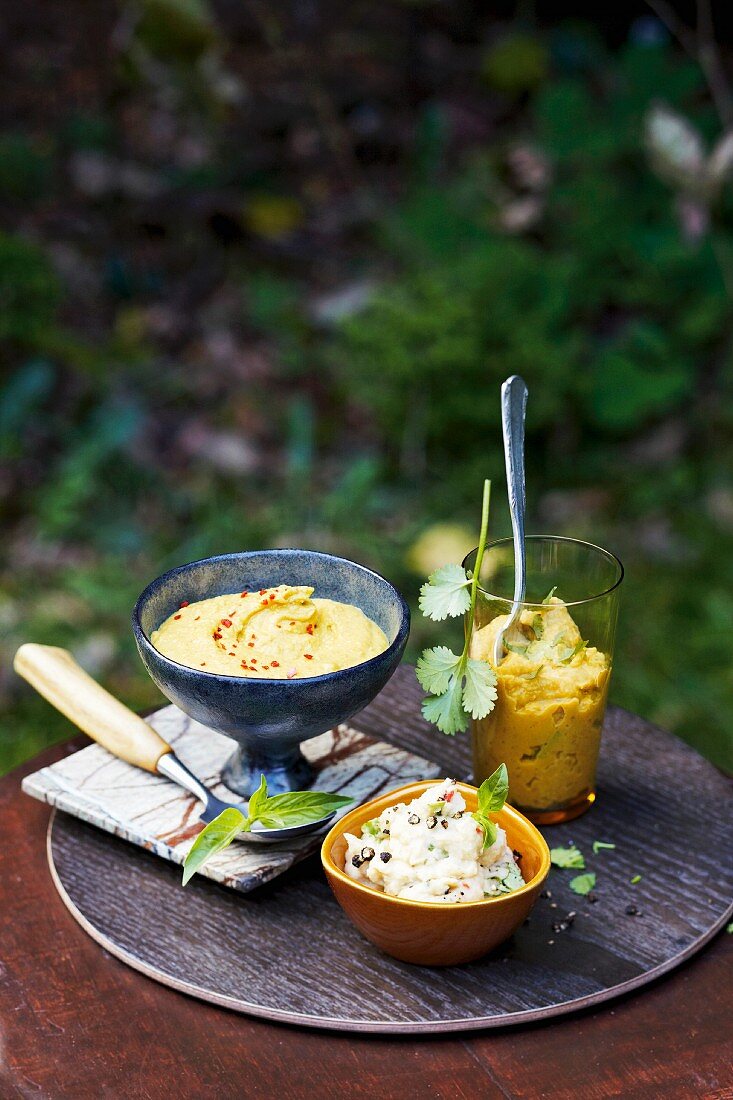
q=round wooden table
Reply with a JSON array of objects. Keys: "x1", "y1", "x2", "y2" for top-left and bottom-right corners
[{"x1": 1, "y1": 666, "x2": 731, "y2": 1099}]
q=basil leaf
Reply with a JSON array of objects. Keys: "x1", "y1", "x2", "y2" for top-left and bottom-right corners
[
  {"x1": 255, "y1": 790, "x2": 352, "y2": 829},
  {"x1": 472, "y1": 811, "x2": 497, "y2": 850},
  {"x1": 182, "y1": 807, "x2": 247, "y2": 885},
  {"x1": 477, "y1": 763, "x2": 509, "y2": 814},
  {"x1": 247, "y1": 773, "x2": 268, "y2": 823}
]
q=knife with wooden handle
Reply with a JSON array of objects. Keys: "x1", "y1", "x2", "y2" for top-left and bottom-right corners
[
  {"x1": 14, "y1": 643, "x2": 170, "y2": 772},
  {"x1": 13, "y1": 643, "x2": 336, "y2": 841}
]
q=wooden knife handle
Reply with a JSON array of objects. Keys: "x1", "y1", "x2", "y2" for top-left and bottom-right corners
[{"x1": 14, "y1": 643, "x2": 170, "y2": 772}]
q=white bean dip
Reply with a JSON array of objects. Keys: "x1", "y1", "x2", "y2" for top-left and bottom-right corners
[{"x1": 343, "y1": 779, "x2": 524, "y2": 903}]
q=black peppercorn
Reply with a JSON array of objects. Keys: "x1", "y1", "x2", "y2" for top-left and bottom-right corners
[
  {"x1": 351, "y1": 854, "x2": 363, "y2": 868},
  {"x1": 360, "y1": 846, "x2": 375, "y2": 861},
  {"x1": 379, "y1": 851, "x2": 392, "y2": 863},
  {"x1": 408, "y1": 813, "x2": 420, "y2": 824},
  {"x1": 426, "y1": 815, "x2": 438, "y2": 829},
  {"x1": 440, "y1": 819, "x2": 449, "y2": 829}
]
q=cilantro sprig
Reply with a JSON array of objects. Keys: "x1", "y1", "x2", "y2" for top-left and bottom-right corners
[
  {"x1": 472, "y1": 763, "x2": 509, "y2": 849},
  {"x1": 416, "y1": 479, "x2": 498, "y2": 735},
  {"x1": 182, "y1": 776, "x2": 352, "y2": 885}
]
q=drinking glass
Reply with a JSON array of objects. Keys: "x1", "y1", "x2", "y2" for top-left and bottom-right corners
[{"x1": 465, "y1": 536, "x2": 623, "y2": 825}]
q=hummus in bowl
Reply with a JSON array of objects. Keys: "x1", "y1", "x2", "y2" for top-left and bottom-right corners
[{"x1": 151, "y1": 584, "x2": 388, "y2": 679}]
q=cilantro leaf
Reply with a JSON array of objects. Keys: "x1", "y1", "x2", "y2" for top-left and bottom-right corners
[
  {"x1": 418, "y1": 564, "x2": 472, "y2": 621},
  {"x1": 531, "y1": 613, "x2": 544, "y2": 639},
  {"x1": 416, "y1": 646, "x2": 461, "y2": 695},
  {"x1": 570, "y1": 872, "x2": 596, "y2": 895},
  {"x1": 550, "y1": 845, "x2": 585, "y2": 869},
  {"x1": 477, "y1": 763, "x2": 509, "y2": 813},
  {"x1": 421, "y1": 674, "x2": 468, "y2": 735},
  {"x1": 504, "y1": 640, "x2": 529, "y2": 656},
  {"x1": 462, "y1": 658, "x2": 498, "y2": 720},
  {"x1": 592, "y1": 841, "x2": 616, "y2": 854},
  {"x1": 521, "y1": 664, "x2": 543, "y2": 680}
]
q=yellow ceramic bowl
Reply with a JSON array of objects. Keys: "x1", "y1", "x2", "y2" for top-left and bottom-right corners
[{"x1": 321, "y1": 780, "x2": 550, "y2": 966}]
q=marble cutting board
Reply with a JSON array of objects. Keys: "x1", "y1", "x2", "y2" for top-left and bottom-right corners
[{"x1": 22, "y1": 704, "x2": 440, "y2": 894}]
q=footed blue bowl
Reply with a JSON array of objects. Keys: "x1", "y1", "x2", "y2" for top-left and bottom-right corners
[{"x1": 132, "y1": 549, "x2": 410, "y2": 796}]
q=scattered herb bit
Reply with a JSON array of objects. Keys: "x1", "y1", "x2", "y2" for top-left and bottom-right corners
[
  {"x1": 569, "y1": 872, "x2": 596, "y2": 896},
  {"x1": 471, "y1": 762, "x2": 509, "y2": 850},
  {"x1": 726, "y1": 921, "x2": 733, "y2": 933},
  {"x1": 415, "y1": 480, "x2": 498, "y2": 734},
  {"x1": 362, "y1": 818, "x2": 380, "y2": 837},
  {"x1": 550, "y1": 845, "x2": 585, "y2": 869},
  {"x1": 504, "y1": 640, "x2": 529, "y2": 656},
  {"x1": 556, "y1": 638, "x2": 588, "y2": 664},
  {"x1": 531, "y1": 614, "x2": 544, "y2": 639},
  {"x1": 592, "y1": 841, "x2": 616, "y2": 854},
  {"x1": 521, "y1": 664, "x2": 543, "y2": 680},
  {"x1": 542, "y1": 586, "x2": 558, "y2": 604},
  {"x1": 182, "y1": 776, "x2": 352, "y2": 884},
  {"x1": 625, "y1": 904, "x2": 641, "y2": 916},
  {"x1": 630, "y1": 874, "x2": 642, "y2": 884}
]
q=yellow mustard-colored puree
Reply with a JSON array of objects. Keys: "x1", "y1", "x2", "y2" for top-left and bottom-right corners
[
  {"x1": 470, "y1": 597, "x2": 609, "y2": 812},
  {"x1": 151, "y1": 584, "x2": 388, "y2": 679}
]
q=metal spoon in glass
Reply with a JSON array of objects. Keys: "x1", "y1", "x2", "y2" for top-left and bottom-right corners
[
  {"x1": 13, "y1": 643, "x2": 337, "y2": 843},
  {"x1": 493, "y1": 375, "x2": 529, "y2": 666}
]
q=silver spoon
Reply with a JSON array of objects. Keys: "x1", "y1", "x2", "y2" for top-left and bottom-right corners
[
  {"x1": 13, "y1": 643, "x2": 337, "y2": 844},
  {"x1": 493, "y1": 375, "x2": 529, "y2": 666}
]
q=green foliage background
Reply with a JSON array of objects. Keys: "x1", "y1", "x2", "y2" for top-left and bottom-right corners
[{"x1": 1, "y1": 10, "x2": 732, "y2": 773}]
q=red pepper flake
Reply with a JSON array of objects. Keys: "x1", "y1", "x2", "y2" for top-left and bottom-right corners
[
  {"x1": 304, "y1": 654, "x2": 314, "y2": 660},
  {"x1": 200, "y1": 662, "x2": 206, "y2": 667},
  {"x1": 269, "y1": 593, "x2": 276, "y2": 601},
  {"x1": 179, "y1": 600, "x2": 189, "y2": 608},
  {"x1": 213, "y1": 632, "x2": 222, "y2": 640},
  {"x1": 445, "y1": 790, "x2": 454, "y2": 802},
  {"x1": 261, "y1": 599, "x2": 268, "y2": 606},
  {"x1": 248, "y1": 642, "x2": 255, "y2": 648},
  {"x1": 263, "y1": 665, "x2": 269, "y2": 670},
  {"x1": 221, "y1": 618, "x2": 232, "y2": 628},
  {"x1": 240, "y1": 591, "x2": 248, "y2": 597},
  {"x1": 173, "y1": 614, "x2": 182, "y2": 620},
  {"x1": 194, "y1": 615, "x2": 201, "y2": 621},
  {"x1": 259, "y1": 589, "x2": 267, "y2": 595},
  {"x1": 228, "y1": 652, "x2": 236, "y2": 657},
  {"x1": 306, "y1": 623, "x2": 314, "y2": 635},
  {"x1": 250, "y1": 658, "x2": 257, "y2": 663},
  {"x1": 271, "y1": 660, "x2": 280, "y2": 667}
]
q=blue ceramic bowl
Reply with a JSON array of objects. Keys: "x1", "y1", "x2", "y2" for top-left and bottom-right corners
[{"x1": 132, "y1": 549, "x2": 410, "y2": 796}]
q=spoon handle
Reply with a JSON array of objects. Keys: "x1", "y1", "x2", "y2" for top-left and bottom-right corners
[
  {"x1": 503, "y1": 374, "x2": 528, "y2": 604},
  {"x1": 493, "y1": 376, "x2": 528, "y2": 664},
  {"x1": 13, "y1": 643, "x2": 171, "y2": 772}
]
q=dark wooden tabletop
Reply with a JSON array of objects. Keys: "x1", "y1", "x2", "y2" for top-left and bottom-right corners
[{"x1": 1, "y1": 666, "x2": 731, "y2": 1100}]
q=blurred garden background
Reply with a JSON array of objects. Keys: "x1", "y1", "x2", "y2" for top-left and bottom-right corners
[{"x1": 2, "y1": 1, "x2": 732, "y2": 773}]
